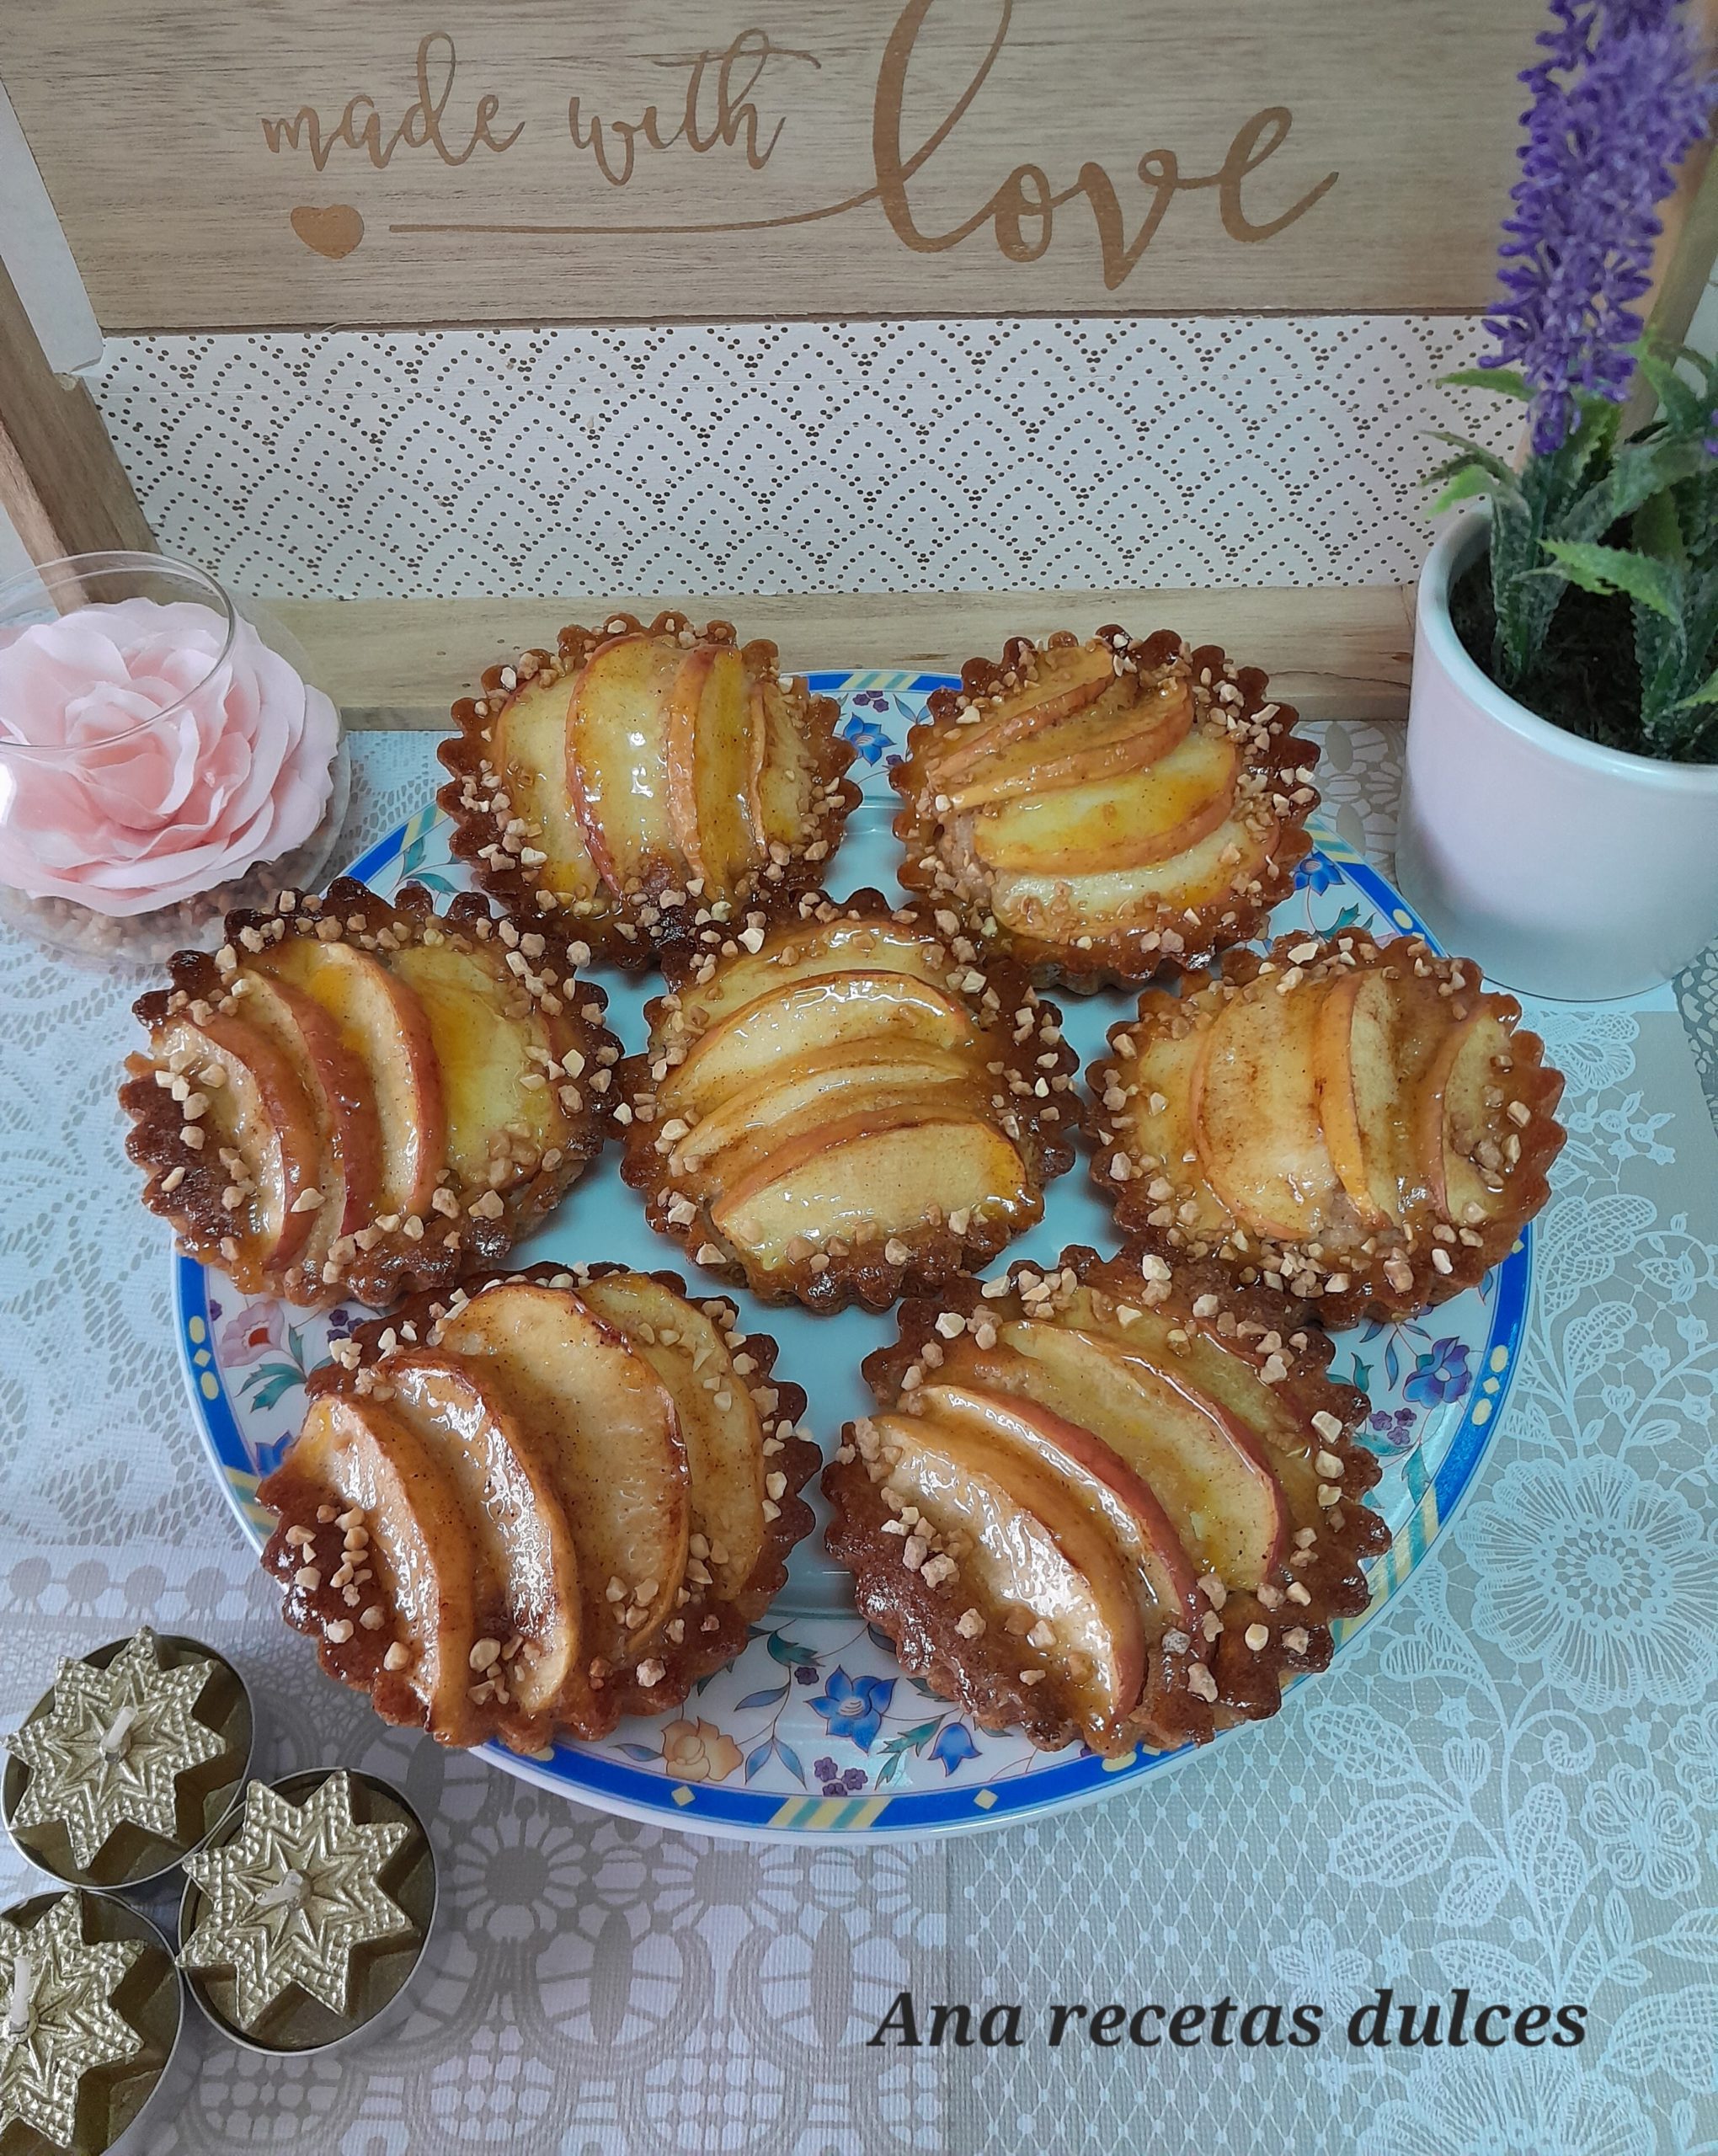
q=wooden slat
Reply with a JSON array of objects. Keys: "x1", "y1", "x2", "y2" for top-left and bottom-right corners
[
  {"x1": 274, "y1": 586, "x2": 1417, "y2": 725},
  {"x1": 0, "y1": 1, "x2": 1545, "y2": 331},
  {"x1": 0, "y1": 254, "x2": 152, "y2": 565}
]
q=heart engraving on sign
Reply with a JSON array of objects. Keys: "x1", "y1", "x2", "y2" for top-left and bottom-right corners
[{"x1": 290, "y1": 205, "x2": 365, "y2": 259}]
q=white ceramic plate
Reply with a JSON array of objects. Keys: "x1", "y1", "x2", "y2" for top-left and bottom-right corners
[{"x1": 177, "y1": 671, "x2": 1530, "y2": 1838}]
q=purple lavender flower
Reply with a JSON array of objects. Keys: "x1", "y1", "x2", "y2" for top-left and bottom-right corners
[{"x1": 1483, "y1": 0, "x2": 1716, "y2": 452}]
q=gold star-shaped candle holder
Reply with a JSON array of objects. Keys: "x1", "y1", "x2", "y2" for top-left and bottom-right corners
[
  {"x1": 0, "y1": 1888, "x2": 184, "y2": 2156},
  {"x1": 177, "y1": 1769, "x2": 435, "y2": 2055},
  {"x1": 3, "y1": 1630, "x2": 253, "y2": 1893}
]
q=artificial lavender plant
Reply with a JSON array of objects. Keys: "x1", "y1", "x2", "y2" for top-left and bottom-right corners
[{"x1": 1430, "y1": 0, "x2": 1718, "y2": 758}]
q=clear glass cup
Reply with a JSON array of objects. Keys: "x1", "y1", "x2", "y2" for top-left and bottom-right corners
[{"x1": 0, "y1": 552, "x2": 349, "y2": 967}]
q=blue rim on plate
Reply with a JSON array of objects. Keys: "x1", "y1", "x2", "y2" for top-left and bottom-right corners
[{"x1": 173, "y1": 670, "x2": 1532, "y2": 1839}]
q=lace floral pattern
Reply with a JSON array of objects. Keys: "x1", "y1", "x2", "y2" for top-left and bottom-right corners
[{"x1": 0, "y1": 728, "x2": 1712, "y2": 2152}]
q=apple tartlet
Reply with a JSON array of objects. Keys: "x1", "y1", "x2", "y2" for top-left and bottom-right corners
[
  {"x1": 259, "y1": 1263, "x2": 819, "y2": 1748},
  {"x1": 120, "y1": 879, "x2": 619, "y2": 1309},
  {"x1": 1089, "y1": 931, "x2": 1566, "y2": 1326},
  {"x1": 438, "y1": 611, "x2": 861, "y2": 963},
  {"x1": 824, "y1": 1244, "x2": 1388, "y2": 1757},
  {"x1": 892, "y1": 627, "x2": 1319, "y2": 990},
  {"x1": 616, "y1": 888, "x2": 1081, "y2": 1311}
]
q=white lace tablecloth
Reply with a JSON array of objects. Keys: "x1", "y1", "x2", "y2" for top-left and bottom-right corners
[{"x1": 1, "y1": 727, "x2": 1714, "y2": 2156}]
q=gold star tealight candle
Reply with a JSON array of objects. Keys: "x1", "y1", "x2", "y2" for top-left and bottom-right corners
[
  {"x1": 177, "y1": 1769, "x2": 435, "y2": 2054},
  {"x1": 0, "y1": 1887, "x2": 184, "y2": 2156},
  {"x1": 3, "y1": 1630, "x2": 253, "y2": 1892}
]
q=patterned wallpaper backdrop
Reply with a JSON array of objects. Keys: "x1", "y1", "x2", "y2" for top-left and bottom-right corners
[{"x1": 89, "y1": 318, "x2": 1519, "y2": 601}]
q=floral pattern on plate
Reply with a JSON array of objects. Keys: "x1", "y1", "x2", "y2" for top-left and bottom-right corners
[{"x1": 174, "y1": 671, "x2": 1532, "y2": 1838}]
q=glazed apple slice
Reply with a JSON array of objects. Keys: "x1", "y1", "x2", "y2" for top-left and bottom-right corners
[
  {"x1": 971, "y1": 733, "x2": 1240, "y2": 878},
  {"x1": 945, "y1": 675, "x2": 1193, "y2": 811},
  {"x1": 1418, "y1": 1006, "x2": 1518, "y2": 1221},
  {"x1": 924, "y1": 640, "x2": 1118, "y2": 785},
  {"x1": 577, "y1": 1272, "x2": 767, "y2": 1599},
  {"x1": 152, "y1": 1012, "x2": 323, "y2": 1268},
  {"x1": 991, "y1": 811, "x2": 1278, "y2": 936},
  {"x1": 566, "y1": 632, "x2": 683, "y2": 891},
  {"x1": 1054, "y1": 1287, "x2": 1326, "y2": 1515},
  {"x1": 870, "y1": 1407, "x2": 1145, "y2": 1739},
  {"x1": 271, "y1": 1391, "x2": 480, "y2": 1743},
  {"x1": 671, "y1": 917, "x2": 964, "y2": 1035},
  {"x1": 665, "y1": 643, "x2": 759, "y2": 895},
  {"x1": 710, "y1": 1108, "x2": 1031, "y2": 1268},
  {"x1": 1311, "y1": 971, "x2": 1396, "y2": 1228},
  {"x1": 235, "y1": 973, "x2": 379, "y2": 1241},
  {"x1": 384, "y1": 942, "x2": 563, "y2": 1185},
  {"x1": 920, "y1": 1381, "x2": 1201, "y2": 1631},
  {"x1": 1104, "y1": 1008, "x2": 1233, "y2": 1240},
  {"x1": 381, "y1": 1353, "x2": 583, "y2": 1719},
  {"x1": 258, "y1": 938, "x2": 446, "y2": 1220},
  {"x1": 1189, "y1": 974, "x2": 1338, "y2": 1241},
  {"x1": 671, "y1": 1043, "x2": 979, "y2": 1189},
  {"x1": 660, "y1": 971, "x2": 979, "y2": 1116},
  {"x1": 965, "y1": 1325, "x2": 1288, "y2": 1588},
  {"x1": 751, "y1": 676, "x2": 814, "y2": 848},
  {"x1": 489, "y1": 672, "x2": 605, "y2": 905},
  {"x1": 435, "y1": 1282, "x2": 689, "y2": 1669}
]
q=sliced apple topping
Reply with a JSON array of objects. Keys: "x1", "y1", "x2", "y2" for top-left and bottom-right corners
[
  {"x1": 439, "y1": 611, "x2": 858, "y2": 959},
  {"x1": 710, "y1": 1110, "x2": 1033, "y2": 1270},
  {"x1": 385, "y1": 940, "x2": 568, "y2": 1186},
  {"x1": 622, "y1": 894, "x2": 1078, "y2": 1309},
  {"x1": 665, "y1": 643, "x2": 759, "y2": 894},
  {"x1": 922, "y1": 638, "x2": 1120, "y2": 786},
  {"x1": 971, "y1": 731, "x2": 1239, "y2": 877},
  {"x1": 256, "y1": 935, "x2": 446, "y2": 1225},
  {"x1": 435, "y1": 1281, "x2": 689, "y2": 1670},
  {"x1": 381, "y1": 1353, "x2": 584, "y2": 1721},
  {"x1": 892, "y1": 625, "x2": 1318, "y2": 986},
  {"x1": 868, "y1": 1409, "x2": 1146, "y2": 1748},
  {"x1": 488, "y1": 671, "x2": 606, "y2": 908},
  {"x1": 824, "y1": 1245, "x2": 1391, "y2": 1757},
  {"x1": 577, "y1": 1272, "x2": 768, "y2": 1599},
  {"x1": 262, "y1": 1264, "x2": 817, "y2": 1748},
  {"x1": 263, "y1": 1391, "x2": 481, "y2": 1744},
  {"x1": 943, "y1": 675, "x2": 1192, "y2": 811},
  {"x1": 1092, "y1": 931, "x2": 1565, "y2": 1321},
  {"x1": 1190, "y1": 971, "x2": 1338, "y2": 1243},
  {"x1": 143, "y1": 1011, "x2": 323, "y2": 1273},
  {"x1": 123, "y1": 878, "x2": 618, "y2": 1309}
]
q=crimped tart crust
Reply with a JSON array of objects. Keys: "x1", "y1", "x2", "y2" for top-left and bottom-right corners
[
  {"x1": 121, "y1": 878, "x2": 619, "y2": 1309},
  {"x1": 260, "y1": 1262, "x2": 819, "y2": 1748},
  {"x1": 892, "y1": 627, "x2": 1320, "y2": 991},
  {"x1": 824, "y1": 1245, "x2": 1387, "y2": 1758},
  {"x1": 1088, "y1": 931, "x2": 1566, "y2": 1326},
  {"x1": 616, "y1": 884, "x2": 1082, "y2": 1311},
  {"x1": 438, "y1": 610, "x2": 861, "y2": 967}
]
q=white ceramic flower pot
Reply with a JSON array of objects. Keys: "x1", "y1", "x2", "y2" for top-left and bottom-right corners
[{"x1": 1397, "y1": 515, "x2": 1718, "y2": 1001}]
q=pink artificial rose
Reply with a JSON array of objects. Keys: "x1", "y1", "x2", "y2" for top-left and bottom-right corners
[{"x1": 0, "y1": 597, "x2": 339, "y2": 915}]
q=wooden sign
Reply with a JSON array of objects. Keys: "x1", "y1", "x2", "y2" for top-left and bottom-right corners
[{"x1": 0, "y1": 0, "x2": 1544, "y2": 332}]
